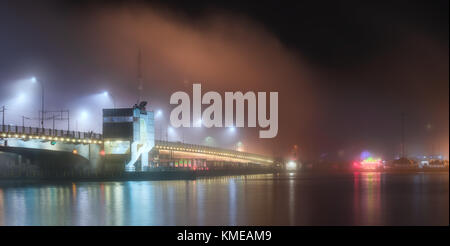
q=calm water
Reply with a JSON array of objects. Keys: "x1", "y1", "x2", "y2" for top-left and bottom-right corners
[{"x1": 0, "y1": 172, "x2": 448, "y2": 226}]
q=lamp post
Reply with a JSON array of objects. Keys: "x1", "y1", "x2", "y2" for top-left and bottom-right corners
[
  {"x1": 31, "y1": 77, "x2": 44, "y2": 131},
  {"x1": 1, "y1": 105, "x2": 5, "y2": 132}
]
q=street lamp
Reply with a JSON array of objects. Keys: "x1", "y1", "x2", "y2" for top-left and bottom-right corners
[
  {"x1": 103, "y1": 91, "x2": 116, "y2": 108},
  {"x1": 31, "y1": 77, "x2": 44, "y2": 130},
  {"x1": 80, "y1": 110, "x2": 88, "y2": 120},
  {"x1": 76, "y1": 110, "x2": 89, "y2": 132},
  {"x1": 155, "y1": 109, "x2": 163, "y2": 118}
]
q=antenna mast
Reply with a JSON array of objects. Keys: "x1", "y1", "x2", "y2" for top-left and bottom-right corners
[
  {"x1": 137, "y1": 49, "x2": 143, "y2": 104},
  {"x1": 401, "y1": 112, "x2": 405, "y2": 158}
]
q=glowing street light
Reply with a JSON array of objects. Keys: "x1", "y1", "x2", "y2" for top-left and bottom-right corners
[
  {"x1": 156, "y1": 109, "x2": 163, "y2": 118},
  {"x1": 80, "y1": 110, "x2": 88, "y2": 120},
  {"x1": 103, "y1": 91, "x2": 116, "y2": 108},
  {"x1": 75, "y1": 110, "x2": 89, "y2": 132}
]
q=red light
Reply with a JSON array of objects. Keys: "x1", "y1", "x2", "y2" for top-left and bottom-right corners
[{"x1": 100, "y1": 150, "x2": 105, "y2": 156}]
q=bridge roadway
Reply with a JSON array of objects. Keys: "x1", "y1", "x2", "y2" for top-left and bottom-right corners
[
  {"x1": 1, "y1": 125, "x2": 274, "y2": 169},
  {"x1": 154, "y1": 140, "x2": 274, "y2": 166},
  {"x1": 0, "y1": 125, "x2": 103, "y2": 168}
]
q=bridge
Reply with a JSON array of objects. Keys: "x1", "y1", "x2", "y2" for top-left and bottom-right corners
[
  {"x1": 154, "y1": 140, "x2": 273, "y2": 166},
  {"x1": 0, "y1": 124, "x2": 103, "y2": 169},
  {"x1": 1, "y1": 123, "x2": 274, "y2": 172}
]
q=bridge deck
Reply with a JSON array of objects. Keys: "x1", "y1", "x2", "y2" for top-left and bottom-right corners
[
  {"x1": 155, "y1": 140, "x2": 273, "y2": 165},
  {"x1": 1, "y1": 125, "x2": 273, "y2": 166},
  {"x1": 1, "y1": 124, "x2": 103, "y2": 144}
]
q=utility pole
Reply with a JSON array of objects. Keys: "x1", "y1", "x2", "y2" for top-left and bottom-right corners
[
  {"x1": 45, "y1": 110, "x2": 70, "y2": 133},
  {"x1": 67, "y1": 110, "x2": 70, "y2": 132},
  {"x1": 1, "y1": 106, "x2": 5, "y2": 132},
  {"x1": 41, "y1": 83, "x2": 44, "y2": 130},
  {"x1": 52, "y1": 115, "x2": 56, "y2": 135},
  {"x1": 36, "y1": 80, "x2": 45, "y2": 130},
  {"x1": 21, "y1": 116, "x2": 32, "y2": 133}
]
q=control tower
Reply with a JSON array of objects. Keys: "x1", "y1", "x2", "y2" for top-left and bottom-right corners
[{"x1": 102, "y1": 102, "x2": 155, "y2": 171}]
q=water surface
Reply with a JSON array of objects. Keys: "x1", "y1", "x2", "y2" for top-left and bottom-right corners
[{"x1": 0, "y1": 172, "x2": 448, "y2": 225}]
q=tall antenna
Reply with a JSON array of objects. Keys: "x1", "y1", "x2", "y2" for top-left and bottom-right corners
[
  {"x1": 137, "y1": 49, "x2": 143, "y2": 103},
  {"x1": 401, "y1": 112, "x2": 405, "y2": 158}
]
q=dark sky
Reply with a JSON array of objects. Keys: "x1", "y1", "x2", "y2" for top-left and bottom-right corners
[{"x1": 0, "y1": 0, "x2": 448, "y2": 161}]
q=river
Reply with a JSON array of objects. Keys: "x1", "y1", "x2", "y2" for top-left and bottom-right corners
[{"x1": 0, "y1": 172, "x2": 448, "y2": 226}]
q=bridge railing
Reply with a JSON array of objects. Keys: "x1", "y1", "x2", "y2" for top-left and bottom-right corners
[{"x1": 0, "y1": 124, "x2": 102, "y2": 140}]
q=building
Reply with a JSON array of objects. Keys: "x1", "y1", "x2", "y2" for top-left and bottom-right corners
[{"x1": 102, "y1": 102, "x2": 155, "y2": 171}]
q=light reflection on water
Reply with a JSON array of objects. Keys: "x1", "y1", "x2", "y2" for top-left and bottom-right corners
[{"x1": 0, "y1": 173, "x2": 448, "y2": 226}]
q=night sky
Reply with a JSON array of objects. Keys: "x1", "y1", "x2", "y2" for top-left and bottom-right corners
[{"x1": 0, "y1": 0, "x2": 448, "y2": 161}]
